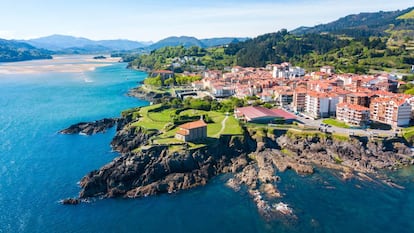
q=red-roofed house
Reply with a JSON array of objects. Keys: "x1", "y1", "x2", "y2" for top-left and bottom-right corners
[
  {"x1": 336, "y1": 103, "x2": 370, "y2": 126},
  {"x1": 370, "y1": 97, "x2": 411, "y2": 127},
  {"x1": 150, "y1": 70, "x2": 174, "y2": 80},
  {"x1": 175, "y1": 120, "x2": 207, "y2": 142},
  {"x1": 305, "y1": 92, "x2": 339, "y2": 119},
  {"x1": 345, "y1": 92, "x2": 371, "y2": 108},
  {"x1": 293, "y1": 88, "x2": 307, "y2": 112}
]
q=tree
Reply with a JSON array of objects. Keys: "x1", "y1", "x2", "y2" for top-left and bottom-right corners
[{"x1": 164, "y1": 77, "x2": 175, "y2": 86}]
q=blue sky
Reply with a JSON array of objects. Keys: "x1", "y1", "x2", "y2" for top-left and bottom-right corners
[{"x1": 0, "y1": 0, "x2": 412, "y2": 42}]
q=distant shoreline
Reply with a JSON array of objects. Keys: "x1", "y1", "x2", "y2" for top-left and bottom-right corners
[{"x1": 0, "y1": 55, "x2": 122, "y2": 75}]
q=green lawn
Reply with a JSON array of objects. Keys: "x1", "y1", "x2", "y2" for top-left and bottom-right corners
[
  {"x1": 148, "y1": 108, "x2": 175, "y2": 122},
  {"x1": 131, "y1": 104, "x2": 169, "y2": 130},
  {"x1": 403, "y1": 126, "x2": 414, "y2": 143},
  {"x1": 322, "y1": 119, "x2": 351, "y2": 129},
  {"x1": 179, "y1": 109, "x2": 226, "y2": 138},
  {"x1": 221, "y1": 116, "x2": 244, "y2": 135},
  {"x1": 133, "y1": 107, "x2": 243, "y2": 144}
]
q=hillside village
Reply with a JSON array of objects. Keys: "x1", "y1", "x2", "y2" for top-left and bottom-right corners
[{"x1": 179, "y1": 63, "x2": 414, "y2": 129}]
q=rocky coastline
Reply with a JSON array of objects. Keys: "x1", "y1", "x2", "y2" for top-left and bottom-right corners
[
  {"x1": 127, "y1": 86, "x2": 172, "y2": 104},
  {"x1": 59, "y1": 118, "x2": 119, "y2": 135},
  {"x1": 60, "y1": 109, "x2": 414, "y2": 219}
]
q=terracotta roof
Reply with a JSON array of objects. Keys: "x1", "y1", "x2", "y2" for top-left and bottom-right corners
[
  {"x1": 294, "y1": 88, "x2": 307, "y2": 93},
  {"x1": 236, "y1": 106, "x2": 296, "y2": 120},
  {"x1": 176, "y1": 129, "x2": 189, "y2": 136},
  {"x1": 153, "y1": 70, "x2": 173, "y2": 74},
  {"x1": 236, "y1": 106, "x2": 277, "y2": 120},
  {"x1": 270, "y1": 109, "x2": 297, "y2": 120},
  {"x1": 179, "y1": 120, "x2": 207, "y2": 130},
  {"x1": 347, "y1": 92, "x2": 370, "y2": 97}
]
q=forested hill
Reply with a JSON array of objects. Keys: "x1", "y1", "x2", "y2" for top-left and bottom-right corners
[
  {"x1": 0, "y1": 39, "x2": 52, "y2": 62},
  {"x1": 224, "y1": 30, "x2": 349, "y2": 67},
  {"x1": 127, "y1": 7, "x2": 414, "y2": 74},
  {"x1": 224, "y1": 7, "x2": 414, "y2": 73},
  {"x1": 292, "y1": 7, "x2": 414, "y2": 38}
]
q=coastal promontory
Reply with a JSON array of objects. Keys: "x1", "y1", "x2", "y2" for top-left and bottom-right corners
[{"x1": 61, "y1": 100, "x2": 413, "y2": 218}]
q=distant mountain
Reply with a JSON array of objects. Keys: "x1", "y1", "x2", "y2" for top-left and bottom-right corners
[
  {"x1": 0, "y1": 38, "x2": 52, "y2": 62},
  {"x1": 24, "y1": 35, "x2": 147, "y2": 53},
  {"x1": 149, "y1": 36, "x2": 250, "y2": 50},
  {"x1": 291, "y1": 7, "x2": 414, "y2": 37}
]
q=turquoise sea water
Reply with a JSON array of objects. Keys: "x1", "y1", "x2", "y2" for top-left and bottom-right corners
[{"x1": 0, "y1": 62, "x2": 413, "y2": 233}]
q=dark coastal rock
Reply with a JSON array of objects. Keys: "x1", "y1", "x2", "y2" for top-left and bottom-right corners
[
  {"x1": 276, "y1": 134, "x2": 414, "y2": 174},
  {"x1": 127, "y1": 87, "x2": 172, "y2": 104},
  {"x1": 62, "y1": 198, "x2": 80, "y2": 205},
  {"x1": 78, "y1": 133, "x2": 256, "y2": 199},
  {"x1": 111, "y1": 125, "x2": 158, "y2": 153},
  {"x1": 59, "y1": 118, "x2": 118, "y2": 135},
  {"x1": 68, "y1": 105, "x2": 413, "y2": 220}
]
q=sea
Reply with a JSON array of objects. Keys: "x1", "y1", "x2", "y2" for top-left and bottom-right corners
[{"x1": 0, "y1": 61, "x2": 414, "y2": 233}]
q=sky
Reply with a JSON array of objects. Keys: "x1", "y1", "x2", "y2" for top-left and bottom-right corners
[{"x1": 0, "y1": 0, "x2": 412, "y2": 42}]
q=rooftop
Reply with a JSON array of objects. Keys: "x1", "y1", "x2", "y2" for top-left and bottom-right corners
[{"x1": 179, "y1": 120, "x2": 207, "y2": 130}]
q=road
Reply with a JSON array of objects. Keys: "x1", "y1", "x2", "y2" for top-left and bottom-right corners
[{"x1": 294, "y1": 115, "x2": 398, "y2": 137}]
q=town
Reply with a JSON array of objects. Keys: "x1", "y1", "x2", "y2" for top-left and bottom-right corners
[{"x1": 147, "y1": 62, "x2": 414, "y2": 140}]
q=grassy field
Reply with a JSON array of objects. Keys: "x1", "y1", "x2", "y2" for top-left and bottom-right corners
[
  {"x1": 132, "y1": 104, "x2": 169, "y2": 130},
  {"x1": 133, "y1": 106, "x2": 243, "y2": 145},
  {"x1": 221, "y1": 116, "x2": 244, "y2": 135},
  {"x1": 403, "y1": 126, "x2": 414, "y2": 143},
  {"x1": 322, "y1": 119, "x2": 351, "y2": 129},
  {"x1": 179, "y1": 109, "x2": 232, "y2": 138},
  {"x1": 397, "y1": 9, "x2": 414, "y2": 20}
]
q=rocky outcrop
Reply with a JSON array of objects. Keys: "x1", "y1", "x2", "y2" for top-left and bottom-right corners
[
  {"x1": 276, "y1": 134, "x2": 414, "y2": 175},
  {"x1": 127, "y1": 87, "x2": 172, "y2": 104},
  {"x1": 111, "y1": 125, "x2": 158, "y2": 153},
  {"x1": 61, "y1": 198, "x2": 80, "y2": 205},
  {"x1": 78, "y1": 133, "x2": 256, "y2": 199},
  {"x1": 59, "y1": 118, "x2": 118, "y2": 135},
  {"x1": 64, "y1": 109, "x2": 413, "y2": 220}
]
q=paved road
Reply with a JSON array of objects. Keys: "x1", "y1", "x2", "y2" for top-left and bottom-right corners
[{"x1": 295, "y1": 115, "x2": 398, "y2": 137}]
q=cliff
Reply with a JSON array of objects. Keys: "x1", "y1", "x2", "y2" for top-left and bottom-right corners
[
  {"x1": 79, "y1": 131, "x2": 255, "y2": 199},
  {"x1": 61, "y1": 114, "x2": 413, "y2": 219}
]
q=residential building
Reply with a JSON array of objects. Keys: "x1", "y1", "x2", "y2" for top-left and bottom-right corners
[
  {"x1": 305, "y1": 92, "x2": 339, "y2": 119},
  {"x1": 292, "y1": 88, "x2": 307, "y2": 112},
  {"x1": 150, "y1": 70, "x2": 174, "y2": 80},
  {"x1": 344, "y1": 92, "x2": 370, "y2": 108},
  {"x1": 175, "y1": 120, "x2": 207, "y2": 142},
  {"x1": 336, "y1": 103, "x2": 370, "y2": 126},
  {"x1": 320, "y1": 66, "x2": 335, "y2": 75},
  {"x1": 370, "y1": 97, "x2": 412, "y2": 127}
]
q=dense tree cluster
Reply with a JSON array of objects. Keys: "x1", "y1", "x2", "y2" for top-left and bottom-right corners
[
  {"x1": 144, "y1": 74, "x2": 201, "y2": 87},
  {"x1": 128, "y1": 45, "x2": 234, "y2": 72}
]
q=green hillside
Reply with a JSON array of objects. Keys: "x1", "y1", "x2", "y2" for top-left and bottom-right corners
[
  {"x1": 0, "y1": 39, "x2": 52, "y2": 62},
  {"x1": 398, "y1": 9, "x2": 414, "y2": 19}
]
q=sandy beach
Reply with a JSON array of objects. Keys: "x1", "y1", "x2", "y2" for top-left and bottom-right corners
[{"x1": 0, "y1": 55, "x2": 122, "y2": 75}]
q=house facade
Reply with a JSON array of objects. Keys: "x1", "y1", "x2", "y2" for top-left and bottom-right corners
[
  {"x1": 370, "y1": 97, "x2": 411, "y2": 127},
  {"x1": 305, "y1": 92, "x2": 339, "y2": 119},
  {"x1": 175, "y1": 120, "x2": 207, "y2": 142},
  {"x1": 336, "y1": 103, "x2": 370, "y2": 126}
]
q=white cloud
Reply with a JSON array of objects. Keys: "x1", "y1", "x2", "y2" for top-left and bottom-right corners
[{"x1": 0, "y1": 30, "x2": 17, "y2": 40}]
